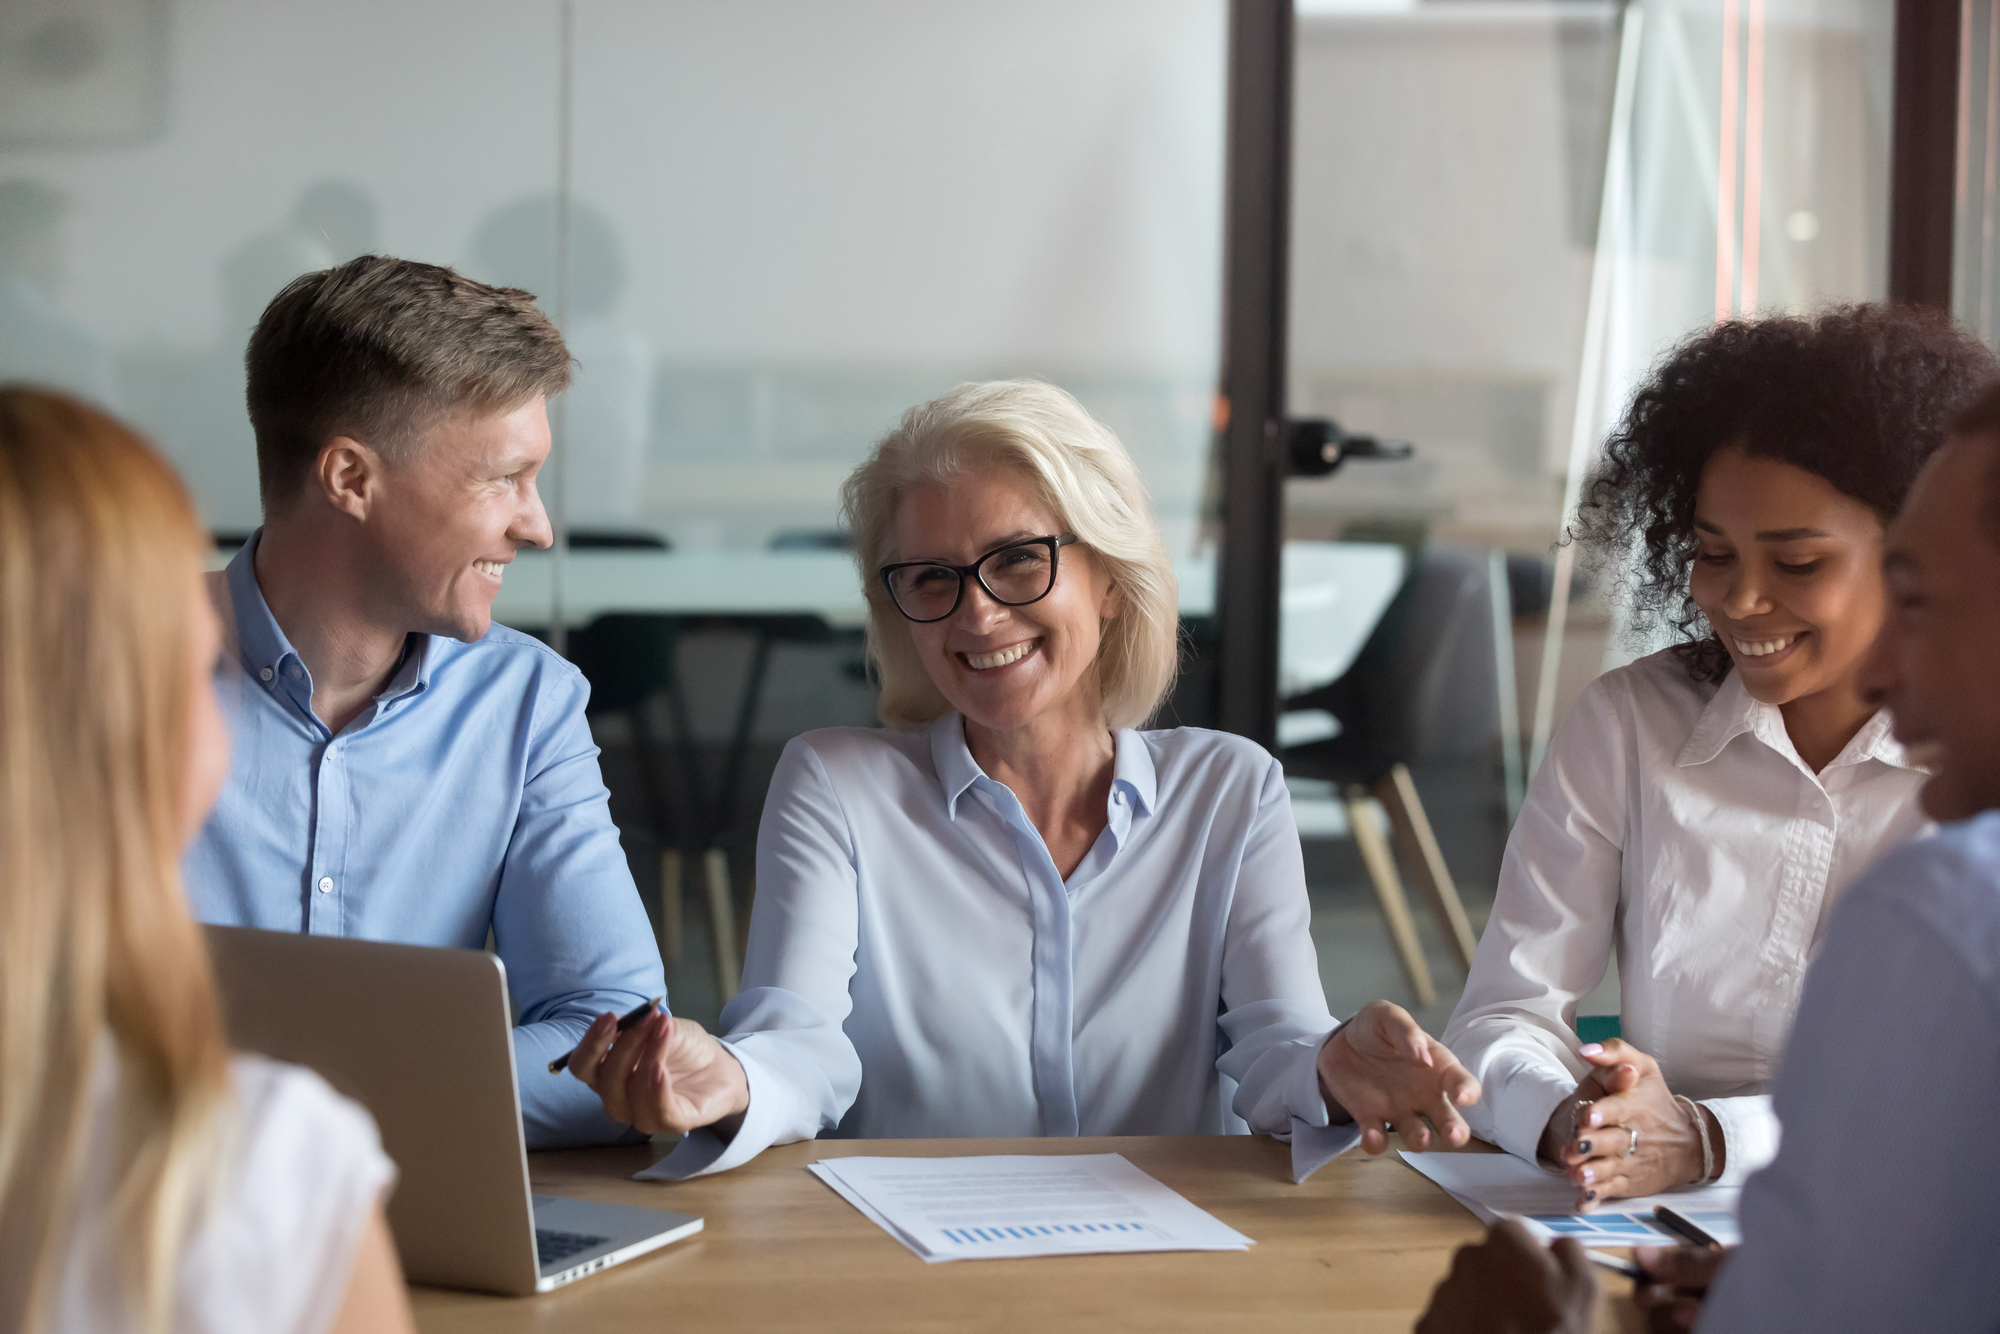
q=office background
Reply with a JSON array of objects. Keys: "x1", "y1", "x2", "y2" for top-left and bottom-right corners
[{"x1": 1, "y1": 0, "x2": 1981, "y2": 1030}]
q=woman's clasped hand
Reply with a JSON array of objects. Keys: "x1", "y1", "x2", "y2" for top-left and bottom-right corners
[{"x1": 1538, "y1": 1040, "x2": 1720, "y2": 1209}]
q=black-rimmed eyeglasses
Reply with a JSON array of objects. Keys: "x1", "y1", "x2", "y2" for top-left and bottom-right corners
[{"x1": 879, "y1": 534, "x2": 1079, "y2": 623}]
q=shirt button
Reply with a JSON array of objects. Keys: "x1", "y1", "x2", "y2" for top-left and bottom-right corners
[
  {"x1": 317, "y1": 877, "x2": 333, "y2": 893},
  {"x1": 259, "y1": 667, "x2": 273, "y2": 681},
  {"x1": 288, "y1": 663, "x2": 303, "y2": 679}
]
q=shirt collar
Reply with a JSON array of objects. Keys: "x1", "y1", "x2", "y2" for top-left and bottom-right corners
[
  {"x1": 927, "y1": 712, "x2": 1156, "y2": 820},
  {"x1": 1110, "y1": 728, "x2": 1157, "y2": 817},
  {"x1": 223, "y1": 529, "x2": 294, "y2": 683},
  {"x1": 223, "y1": 528, "x2": 433, "y2": 708},
  {"x1": 1675, "y1": 666, "x2": 1922, "y2": 772},
  {"x1": 929, "y1": 712, "x2": 986, "y2": 819}
]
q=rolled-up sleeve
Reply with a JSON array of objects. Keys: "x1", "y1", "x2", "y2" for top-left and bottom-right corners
[
  {"x1": 1214, "y1": 759, "x2": 1357, "y2": 1181},
  {"x1": 1443, "y1": 681, "x2": 1628, "y2": 1164},
  {"x1": 495, "y1": 667, "x2": 669, "y2": 1149},
  {"x1": 641, "y1": 737, "x2": 862, "y2": 1179}
]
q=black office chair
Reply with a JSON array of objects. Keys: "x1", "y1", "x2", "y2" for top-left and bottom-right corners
[
  {"x1": 565, "y1": 614, "x2": 725, "y2": 986},
  {"x1": 565, "y1": 528, "x2": 672, "y2": 550},
  {"x1": 1281, "y1": 545, "x2": 1496, "y2": 1005},
  {"x1": 568, "y1": 610, "x2": 837, "y2": 1003}
]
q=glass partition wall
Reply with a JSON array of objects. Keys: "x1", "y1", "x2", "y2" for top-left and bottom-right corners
[
  {"x1": 0, "y1": 0, "x2": 1229, "y2": 1023},
  {"x1": 1282, "y1": 0, "x2": 1894, "y2": 1030},
  {"x1": 0, "y1": 0, "x2": 1908, "y2": 1029}
]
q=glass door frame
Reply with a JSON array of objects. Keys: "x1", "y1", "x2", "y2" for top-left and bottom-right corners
[{"x1": 1208, "y1": 0, "x2": 1974, "y2": 748}]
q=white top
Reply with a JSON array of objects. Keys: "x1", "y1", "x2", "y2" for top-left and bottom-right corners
[
  {"x1": 643, "y1": 714, "x2": 1361, "y2": 1183},
  {"x1": 1443, "y1": 649, "x2": 1928, "y2": 1181},
  {"x1": 53, "y1": 1052, "x2": 394, "y2": 1334},
  {"x1": 1703, "y1": 812, "x2": 2000, "y2": 1331}
]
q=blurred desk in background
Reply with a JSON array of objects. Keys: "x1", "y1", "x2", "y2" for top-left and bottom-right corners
[{"x1": 488, "y1": 541, "x2": 1407, "y2": 696}]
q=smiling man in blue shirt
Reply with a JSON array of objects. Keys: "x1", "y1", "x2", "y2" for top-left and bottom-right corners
[{"x1": 186, "y1": 255, "x2": 666, "y2": 1147}]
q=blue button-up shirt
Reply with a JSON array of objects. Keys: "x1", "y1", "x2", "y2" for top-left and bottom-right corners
[
  {"x1": 186, "y1": 532, "x2": 666, "y2": 1147},
  {"x1": 644, "y1": 713, "x2": 1361, "y2": 1182}
]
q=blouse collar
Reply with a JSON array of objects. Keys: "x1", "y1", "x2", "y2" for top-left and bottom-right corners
[
  {"x1": 927, "y1": 712, "x2": 1156, "y2": 821},
  {"x1": 1676, "y1": 666, "x2": 1919, "y2": 773}
]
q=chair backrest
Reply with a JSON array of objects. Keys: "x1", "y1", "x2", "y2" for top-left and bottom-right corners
[
  {"x1": 1292, "y1": 545, "x2": 1498, "y2": 771},
  {"x1": 566, "y1": 614, "x2": 682, "y2": 713},
  {"x1": 566, "y1": 528, "x2": 671, "y2": 550}
]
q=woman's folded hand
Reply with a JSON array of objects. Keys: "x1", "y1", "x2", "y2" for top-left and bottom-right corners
[
  {"x1": 1316, "y1": 999, "x2": 1481, "y2": 1154},
  {"x1": 567, "y1": 1009, "x2": 753, "y2": 1137},
  {"x1": 1543, "y1": 1039, "x2": 1713, "y2": 1210}
]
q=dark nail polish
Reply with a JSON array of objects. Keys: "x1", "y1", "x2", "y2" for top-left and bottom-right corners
[
  {"x1": 1585, "y1": 1190, "x2": 1597, "y2": 1201},
  {"x1": 1578, "y1": 1140, "x2": 1591, "y2": 1153}
]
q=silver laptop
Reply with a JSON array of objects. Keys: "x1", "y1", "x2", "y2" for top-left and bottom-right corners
[{"x1": 203, "y1": 925, "x2": 701, "y2": 1295}]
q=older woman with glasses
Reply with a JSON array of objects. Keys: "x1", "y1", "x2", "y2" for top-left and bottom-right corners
[{"x1": 569, "y1": 379, "x2": 1479, "y2": 1178}]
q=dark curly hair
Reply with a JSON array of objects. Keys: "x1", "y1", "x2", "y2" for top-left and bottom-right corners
[{"x1": 1572, "y1": 303, "x2": 1997, "y2": 682}]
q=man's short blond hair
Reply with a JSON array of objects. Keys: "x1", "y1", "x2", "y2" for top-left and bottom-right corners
[
  {"x1": 245, "y1": 254, "x2": 572, "y2": 515},
  {"x1": 841, "y1": 380, "x2": 1179, "y2": 732}
]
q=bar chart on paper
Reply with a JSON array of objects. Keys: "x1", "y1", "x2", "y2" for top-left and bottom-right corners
[
  {"x1": 1399, "y1": 1151, "x2": 1742, "y2": 1248},
  {"x1": 807, "y1": 1154, "x2": 1255, "y2": 1263}
]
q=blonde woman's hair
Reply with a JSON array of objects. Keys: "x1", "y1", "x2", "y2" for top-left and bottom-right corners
[
  {"x1": 842, "y1": 380, "x2": 1179, "y2": 731},
  {"x1": 0, "y1": 389, "x2": 231, "y2": 1333}
]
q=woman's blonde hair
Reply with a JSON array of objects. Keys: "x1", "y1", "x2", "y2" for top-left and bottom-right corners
[
  {"x1": 0, "y1": 389, "x2": 230, "y2": 1332},
  {"x1": 841, "y1": 379, "x2": 1179, "y2": 731}
]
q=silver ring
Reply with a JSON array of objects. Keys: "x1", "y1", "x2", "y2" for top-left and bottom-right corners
[{"x1": 1624, "y1": 1126, "x2": 1639, "y2": 1158}]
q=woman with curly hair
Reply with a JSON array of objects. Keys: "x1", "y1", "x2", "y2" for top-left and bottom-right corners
[{"x1": 1442, "y1": 304, "x2": 1996, "y2": 1208}]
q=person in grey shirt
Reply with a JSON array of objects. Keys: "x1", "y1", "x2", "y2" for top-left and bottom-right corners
[{"x1": 1414, "y1": 379, "x2": 2000, "y2": 1333}]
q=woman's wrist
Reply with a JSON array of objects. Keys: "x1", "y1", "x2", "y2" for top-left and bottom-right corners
[
  {"x1": 1674, "y1": 1094, "x2": 1721, "y2": 1184},
  {"x1": 1537, "y1": 1101, "x2": 1575, "y2": 1168}
]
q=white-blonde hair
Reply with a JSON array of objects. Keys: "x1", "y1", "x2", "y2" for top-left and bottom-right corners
[{"x1": 841, "y1": 379, "x2": 1178, "y2": 731}]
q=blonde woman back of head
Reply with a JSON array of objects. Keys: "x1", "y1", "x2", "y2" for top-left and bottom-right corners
[{"x1": 0, "y1": 388, "x2": 413, "y2": 1334}]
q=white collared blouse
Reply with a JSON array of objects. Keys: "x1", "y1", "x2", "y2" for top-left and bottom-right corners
[
  {"x1": 1443, "y1": 648, "x2": 1930, "y2": 1182},
  {"x1": 646, "y1": 714, "x2": 1360, "y2": 1181}
]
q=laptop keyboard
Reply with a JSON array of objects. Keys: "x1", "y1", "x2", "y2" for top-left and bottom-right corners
[{"x1": 537, "y1": 1227, "x2": 613, "y2": 1268}]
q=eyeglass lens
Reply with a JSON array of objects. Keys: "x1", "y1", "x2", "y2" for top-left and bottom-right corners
[{"x1": 887, "y1": 541, "x2": 1057, "y2": 621}]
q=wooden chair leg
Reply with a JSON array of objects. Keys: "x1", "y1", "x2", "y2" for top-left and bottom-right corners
[
  {"x1": 703, "y1": 847, "x2": 741, "y2": 1001},
  {"x1": 658, "y1": 849, "x2": 683, "y2": 968},
  {"x1": 1373, "y1": 763, "x2": 1479, "y2": 974},
  {"x1": 1345, "y1": 790, "x2": 1435, "y2": 1006}
]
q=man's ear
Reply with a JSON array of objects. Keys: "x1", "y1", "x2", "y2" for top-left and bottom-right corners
[{"x1": 317, "y1": 436, "x2": 384, "y2": 521}]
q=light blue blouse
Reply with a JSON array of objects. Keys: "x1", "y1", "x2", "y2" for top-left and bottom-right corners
[{"x1": 644, "y1": 713, "x2": 1360, "y2": 1182}]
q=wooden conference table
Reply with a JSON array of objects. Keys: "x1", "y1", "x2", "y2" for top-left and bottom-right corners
[{"x1": 409, "y1": 1135, "x2": 1635, "y2": 1333}]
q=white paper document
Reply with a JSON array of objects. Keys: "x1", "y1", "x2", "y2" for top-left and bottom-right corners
[
  {"x1": 1400, "y1": 1150, "x2": 1742, "y2": 1248},
  {"x1": 808, "y1": 1154, "x2": 1254, "y2": 1263}
]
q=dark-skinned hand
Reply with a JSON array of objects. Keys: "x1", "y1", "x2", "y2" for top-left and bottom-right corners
[
  {"x1": 1631, "y1": 1244, "x2": 1729, "y2": 1332},
  {"x1": 1415, "y1": 1219, "x2": 1598, "y2": 1334}
]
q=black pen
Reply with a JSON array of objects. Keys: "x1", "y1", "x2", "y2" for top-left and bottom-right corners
[
  {"x1": 547, "y1": 996, "x2": 664, "y2": 1074},
  {"x1": 1653, "y1": 1205, "x2": 1724, "y2": 1250}
]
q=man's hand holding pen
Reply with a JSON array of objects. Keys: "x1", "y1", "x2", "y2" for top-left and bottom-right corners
[{"x1": 565, "y1": 1004, "x2": 752, "y2": 1138}]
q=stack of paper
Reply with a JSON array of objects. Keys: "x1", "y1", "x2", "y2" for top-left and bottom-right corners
[
  {"x1": 1400, "y1": 1150, "x2": 1742, "y2": 1248},
  {"x1": 809, "y1": 1153, "x2": 1255, "y2": 1263}
]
